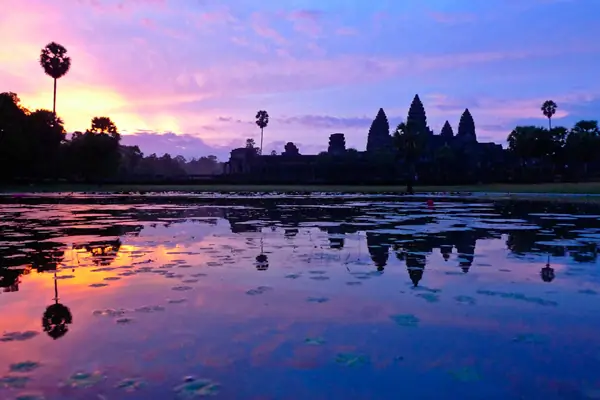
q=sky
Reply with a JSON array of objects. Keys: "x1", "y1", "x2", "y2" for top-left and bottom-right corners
[{"x1": 2, "y1": 0, "x2": 600, "y2": 160}]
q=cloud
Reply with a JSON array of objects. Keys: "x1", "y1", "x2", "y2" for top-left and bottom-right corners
[
  {"x1": 120, "y1": 132, "x2": 231, "y2": 160},
  {"x1": 278, "y1": 115, "x2": 373, "y2": 130},
  {"x1": 286, "y1": 9, "x2": 323, "y2": 38},
  {"x1": 249, "y1": 12, "x2": 288, "y2": 45}
]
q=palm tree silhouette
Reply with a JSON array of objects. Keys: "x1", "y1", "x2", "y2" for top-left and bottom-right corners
[
  {"x1": 541, "y1": 100, "x2": 557, "y2": 130},
  {"x1": 39, "y1": 42, "x2": 71, "y2": 119},
  {"x1": 255, "y1": 110, "x2": 269, "y2": 155},
  {"x1": 42, "y1": 272, "x2": 73, "y2": 340}
]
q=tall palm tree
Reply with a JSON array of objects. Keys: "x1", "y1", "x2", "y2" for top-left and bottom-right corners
[
  {"x1": 541, "y1": 100, "x2": 557, "y2": 130},
  {"x1": 39, "y1": 42, "x2": 71, "y2": 119},
  {"x1": 255, "y1": 110, "x2": 269, "y2": 155}
]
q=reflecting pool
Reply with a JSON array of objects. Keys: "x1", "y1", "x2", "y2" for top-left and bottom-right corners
[{"x1": 1, "y1": 192, "x2": 600, "y2": 399}]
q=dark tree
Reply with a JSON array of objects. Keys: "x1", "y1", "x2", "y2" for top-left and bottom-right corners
[
  {"x1": 366, "y1": 108, "x2": 391, "y2": 152},
  {"x1": 440, "y1": 120, "x2": 454, "y2": 140},
  {"x1": 457, "y1": 108, "x2": 476, "y2": 140},
  {"x1": 393, "y1": 122, "x2": 426, "y2": 194},
  {"x1": 283, "y1": 142, "x2": 300, "y2": 156},
  {"x1": 255, "y1": 110, "x2": 269, "y2": 155},
  {"x1": 39, "y1": 42, "x2": 71, "y2": 118},
  {"x1": 541, "y1": 100, "x2": 557, "y2": 130}
]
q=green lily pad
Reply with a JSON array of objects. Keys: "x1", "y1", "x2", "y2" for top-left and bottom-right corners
[
  {"x1": 0, "y1": 375, "x2": 30, "y2": 388},
  {"x1": 416, "y1": 293, "x2": 439, "y2": 303},
  {"x1": 9, "y1": 361, "x2": 41, "y2": 373},
  {"x1": 62, "y1": 371, "x2": 106, "y2": 388},
  {"x1": 304, "y1": 337, "x2": 326, "y2": 346},
  {"x1": 174, "y1": 377, "x2": 220, "y2": 398},
  {"x1": 390, "y1": 314, "x2": 420, "y2": 327},
  {"x1": 454, "y1": 295, "x2": 476, "y2": 305},
  {"x1": 335, "y1": 353, "x2": 369, "y2": 367},
  {"x1": 115, "y1": 377, "x2": 147, "y2": 392}
]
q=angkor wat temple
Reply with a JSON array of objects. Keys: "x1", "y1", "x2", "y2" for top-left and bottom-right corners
[{"x1": 225, "y1": 95, "x2": 504, "y2": 184}]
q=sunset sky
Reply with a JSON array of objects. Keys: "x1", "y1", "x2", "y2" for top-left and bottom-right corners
[{"x1": 2, "y1": 0, "x2": 599, "y2": 159}]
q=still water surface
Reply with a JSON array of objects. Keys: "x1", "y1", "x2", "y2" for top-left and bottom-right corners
[{"x1": 1, "y1": 192, "x2": 600, "y2": 399}]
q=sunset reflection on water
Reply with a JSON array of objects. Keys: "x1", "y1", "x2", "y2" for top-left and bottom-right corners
[{"x1": 1, "y1": 193, "x2": 600, "y2": 399}]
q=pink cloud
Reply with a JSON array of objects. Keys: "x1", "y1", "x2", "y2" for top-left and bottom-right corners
[
  {"x1": 287, "y1": 9, "x2": 323, "y2": 38},
  {"x1": 249, "y1": 12, "x2": 288, "y2": 45}
]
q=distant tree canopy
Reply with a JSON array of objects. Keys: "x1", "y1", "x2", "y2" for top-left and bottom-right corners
[{"x1": 0, "y1": 91, "x2": 224, "y2": 183}]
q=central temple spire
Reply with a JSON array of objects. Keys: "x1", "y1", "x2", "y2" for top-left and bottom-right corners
[{"x1": 406, "y1": 94, "x2": 431, "y2": 135}]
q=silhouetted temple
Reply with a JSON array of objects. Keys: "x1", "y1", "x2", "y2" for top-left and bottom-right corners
[{"x1": 225, "y1": 95, "x2": 504, "y2": 184}]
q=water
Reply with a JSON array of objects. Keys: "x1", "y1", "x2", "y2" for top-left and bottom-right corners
[{"x1": 1, "y1": 192, "x2": 600, "y2": 399}]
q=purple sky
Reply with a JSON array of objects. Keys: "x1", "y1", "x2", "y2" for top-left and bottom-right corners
[{"x1": 3, "y1": 0, "x2": 599, "y2": 160}]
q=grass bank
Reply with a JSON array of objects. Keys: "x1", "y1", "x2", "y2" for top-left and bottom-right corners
[{"x1": 3, "y1": 182, "x2": 600, "y2": 195}]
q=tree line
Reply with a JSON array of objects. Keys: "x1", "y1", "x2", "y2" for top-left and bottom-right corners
[{"x1": 0, "y1": 42, "x2": 222, "y2": 183}]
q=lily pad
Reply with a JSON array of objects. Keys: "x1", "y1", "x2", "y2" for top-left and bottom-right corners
[
  {"x1": 0, "y1": 375, "x2": 30, "y2": 388},
  {"x1": 9, "y1": 361, "x2": 41, "y2": 373},
  {"x1": 390, "y1": 314, "x2": 420, "y2": 327},
  {"x1": 115, "y1": 377, "x2": 147, "y2": 392},
  {"x1": 173, "y1": 377, "x2": 220, "y2": 398},
  {"x1": 335, "y1": 353, "x2": 369, "y2": 367},
  {"x1": 284, "y1": 274, "x2": 301, "y2": 279},
  {"x1": 172, "y1": 286, "x2": 193, "y2": 291},
  {"x1": 306, "y1": 297, "x2": 329, "y2": 303},
  {"x1": 512, "y1": 333, "x2": 547, "y2": 344},
  {"x1": 304, "y1": 337, "x2": 326, "y2": 346},
  {"x1": 310, "y1": 276, "x2": 330, "y2": 281},
  {"x1": 454, "y1": 295, "x2": 476, "y2": 305},
  {"x1": 416, "y1": 293, "x2": 439, "y2": 303},
  {"x1": 246, "y1": 286, "x2": 272, "y2": 296},
  {"x1": 134, "y1": 305, "x2": 166, "y2": 313},
  {"x1": 168, "y1": 299, "x2": 187, "y2": 304},
  {"x1": 0, "y1": 331, "x2": 38, "y2": 342},
  {"x1": 89, "y1": 283, "x2": 108, "y2": 288},
  {"x1": 93, "y1": 308, "x2": 127, "y2": 317},
  {"x1": 62, "y1": 371, "x2": 105, "y2": 388}
]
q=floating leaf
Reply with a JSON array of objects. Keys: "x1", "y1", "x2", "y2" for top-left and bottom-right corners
[
  {"x1": 103, "y1": 276, "x2": 121, "y2": 281},
  {"x1": 0, "y1": 331, "x2": 38, "y2": 342},
  {"x1": 390, "y1": 314, "x2": 420, "y2": 327},
  {"x1": 309, "y1": 276, "x2": 330, "y2": 281},
  {"x1": 134, "y1": 305, "x2": 165, "y2": 313},
  {"x1": 173, "y1": 377, "x2": 220, "y2": 398},
  {"x1": 9, "y1": 361, "x2": 41, "y2": 373},
  {"x1": 284, "y1": 274, "x2": 301, "y2": 279},
  {"x1": 454, "y1": 295, "x2": 476, "y2": 305},
  {"x1": 93, "y1": 308, "x2": 127, "y2": 317},
  {"x1": 335, "y1": 353, "x2": 369, "y2": 367},
  {"x1": 416, "y1": 293, "x2": 439, "y2": 303},
  {"x1": 168, "y1": 299, "x2": 187, "y2": 304},
  {"x1": 0, "y1": 375, "x2": 30, "y2": 388},
  {"x1": 246, "y1": 286, "x2": 272, "y2": 296},
  {"x1": 116, "y1": 317, "x2": 134, "y2": 324},
  {"x1": 62, "y1": 371, "x2": 105, "y2": 388},
  {"x1": 304, "y1": 337, "x2": 326, "y2": 346},
  {"x1": 512, "y1": 333, "x2": 547, "y2": 344},
  {"x1": 115, "y1": 377, "x2": 147, "y2": 392},
  {"x1": 89, "y1": 283, "x2": 108, "y2": 288},
  {"x1": 346, "y1": 281, "x2": 362, "y2": 286},
  {"x1": 306, "y1": 297, "x2": 329, "y2": 303},
  {"x1": 172, "y1": 286, "x2": 193, "y2": 291}
]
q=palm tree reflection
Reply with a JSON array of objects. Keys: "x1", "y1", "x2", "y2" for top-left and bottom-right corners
[
  {"x1": 541, "y1": 255, "x2": 555, "y2": 283},
  {"x1": 42, "y1": 272, "x2": 73, "y2": 340},
  {"x1": 256, "y1": 236, "x2": 269, "y2": 271}
]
